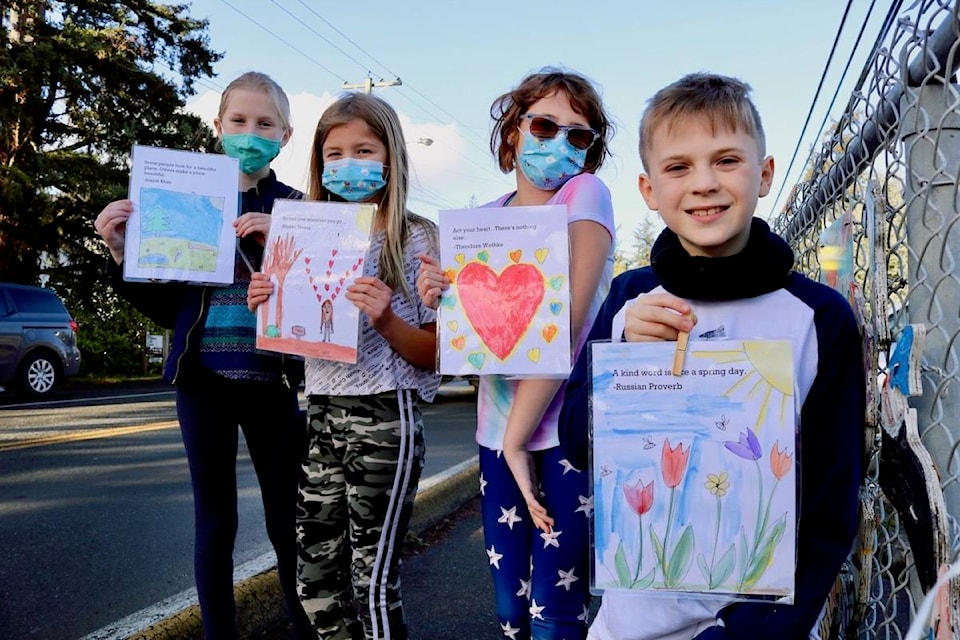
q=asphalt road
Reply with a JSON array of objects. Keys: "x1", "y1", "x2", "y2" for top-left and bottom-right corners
[{"x1": 0, "y1": 380, "x2": 479, "y2": 640}]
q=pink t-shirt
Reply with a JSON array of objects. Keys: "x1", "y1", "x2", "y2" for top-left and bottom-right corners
[{"x1": 475, "y1": 172, "x2": 616, "y2": 451}]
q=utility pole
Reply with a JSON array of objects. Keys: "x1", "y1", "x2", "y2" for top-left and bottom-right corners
[{"x1": 342, "y1": 75, "x2": 402, "y2": 95}]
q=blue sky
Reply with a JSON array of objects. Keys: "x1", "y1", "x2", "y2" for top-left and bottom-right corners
[{"x1": 183, "y1": 0, "x2": 889, "y2": 249}]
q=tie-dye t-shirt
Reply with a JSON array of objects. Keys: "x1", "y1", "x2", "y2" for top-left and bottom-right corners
[{"x1": 475, "y1": 172, "x2": 615, "y2": 451}]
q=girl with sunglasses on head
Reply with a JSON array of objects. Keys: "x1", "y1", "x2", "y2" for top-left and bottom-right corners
[
  {"x1": 418, "y1": 67, "x2": 616, "y2": 639},
  {"x1": 248, "y1": 92, "x2": 440, "y2": 640}
]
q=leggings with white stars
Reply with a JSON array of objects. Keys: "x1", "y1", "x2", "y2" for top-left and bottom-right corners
[{"x1": 479, "y1": 445, "x2": 592, "y2": 640}]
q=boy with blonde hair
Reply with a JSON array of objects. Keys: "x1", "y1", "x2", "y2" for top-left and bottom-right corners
[{"x1": 559, "y1": 73, "x2": 865, "y2": 639}]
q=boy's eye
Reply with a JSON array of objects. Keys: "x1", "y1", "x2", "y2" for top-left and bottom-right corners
[
  {"x1": 718, "y1": 157, "x2": 740, "y2": 166},
  {"x1": 665, "y1": 164, "x2": 687, "y2": 173}
]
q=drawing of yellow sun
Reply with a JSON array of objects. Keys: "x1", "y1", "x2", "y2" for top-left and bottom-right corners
[{"x1": 694, "y1": 340, "x2": 794, "y2": 430}]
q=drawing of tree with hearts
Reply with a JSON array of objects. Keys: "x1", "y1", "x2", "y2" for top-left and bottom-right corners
[
  {"x1": 261, "y1": 234, "x2": 303, "y2": 336},
  {"x1": 303, "y1": 246, "x2": 363, "y2": 326}
]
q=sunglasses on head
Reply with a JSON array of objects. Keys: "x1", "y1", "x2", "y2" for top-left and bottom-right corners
[{"x1": 522, "y1": 114, "x2": 599, "y2": 151}]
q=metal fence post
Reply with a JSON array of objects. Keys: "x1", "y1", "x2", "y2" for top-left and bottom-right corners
[{"x1": 899, "y1": 81, "x2": 960, "y2": 531}]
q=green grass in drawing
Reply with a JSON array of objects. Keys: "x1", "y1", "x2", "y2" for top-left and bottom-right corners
[{"x1": 137, "y1": 188, "x2": 225, "y2": 272}]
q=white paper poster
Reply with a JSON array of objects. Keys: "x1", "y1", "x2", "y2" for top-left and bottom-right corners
[
  {"x1": 255, "y1": 199, "x2": 374, "y2": 364},
  {"x1": 123, "y1": 145, "x2": 240, "y2": 284},
  {"x1": 437, "y1": 205, "x2": 570, "y2": 376},
  {"x1": 590, "y1": 339, "x2": 797, "y2": 600}
]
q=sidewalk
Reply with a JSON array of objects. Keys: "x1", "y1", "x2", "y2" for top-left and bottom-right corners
[{"x1": 96, "y1": 457, "x2": 481, "y2": 640}]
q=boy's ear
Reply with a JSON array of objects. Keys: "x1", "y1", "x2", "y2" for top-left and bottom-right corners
[
  {"x1": 213, "y1": 118, "x2": 223, "y2": 138},
  {"x1": 638, "y1": 173, "x2": 659, "y2": 210},
  {"x1": 758, "y1": 155, "x2": 775, "y2": 197}
]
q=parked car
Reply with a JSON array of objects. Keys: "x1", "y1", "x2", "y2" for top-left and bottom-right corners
[{"x1": 0, "y1": 283, "x2": 81, "y2": 397}]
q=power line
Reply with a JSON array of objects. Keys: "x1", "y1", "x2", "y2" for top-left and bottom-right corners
[
  {"x1": 268, "y1": 0, "x2": 373, "y2": 75},
  {"x1": 289, "y1": 2, "x2": 493, "y2": 151},
  {"x1": 768, "y1": 0, "x2": 857, "y2": 215},
  {"x1": 219, "y1": 0, "x2": 348, "y2": 84}
]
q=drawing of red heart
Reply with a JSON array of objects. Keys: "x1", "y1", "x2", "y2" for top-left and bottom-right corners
[
  {"x1": 457, "y1": 262, "x2": 544, "y2": 361},
  {"x1": 304, "y1": 257, "x2": 311, "y2": 265},
  {"x1": 331, "y1": 249, "x2": 338, "y2": 256}
]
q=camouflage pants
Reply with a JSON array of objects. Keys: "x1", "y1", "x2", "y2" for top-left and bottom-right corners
[{"x1": 298, "y1": 390, "x2": 424, "y2": 640}]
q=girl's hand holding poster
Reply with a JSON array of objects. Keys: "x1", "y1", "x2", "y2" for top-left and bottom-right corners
[
  {"x1": 255, "y1": 200, "x2": 374, "y2": 364},
  {"x1": 437, "y1": 205, "x2": 570, "y2": 377},
  {"x1": 590, "y1": 339, "x2": 797, "y2": 600}
]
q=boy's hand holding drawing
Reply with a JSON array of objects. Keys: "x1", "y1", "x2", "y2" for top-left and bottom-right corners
[{"x1": 624, "y1": 292, "x2": 697, "y2": 342}]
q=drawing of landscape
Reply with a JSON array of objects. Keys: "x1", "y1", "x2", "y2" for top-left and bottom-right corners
[{"x1": 137, "y1": 188, "x2": 225, "y2": 272}]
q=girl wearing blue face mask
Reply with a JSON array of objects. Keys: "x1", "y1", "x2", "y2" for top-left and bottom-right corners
[
  {"x1": 95, "y1": 71, "x2": 311, "y2": 640},
  {"x1": 248, "y1": 92, "x2": 440, "y2": 640},
  {"x1": 417, "y1": 67, "x2": 616, "y2": 640}
]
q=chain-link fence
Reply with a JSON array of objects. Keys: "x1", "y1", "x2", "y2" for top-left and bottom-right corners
[{"x1": 771, "y1": 1, "x2": 960, "y2": 637}]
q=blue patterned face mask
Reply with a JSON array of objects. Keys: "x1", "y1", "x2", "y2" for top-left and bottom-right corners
[
  {"x1": 321, "y1": 158, "x2": 387, "y2": 202},
  {"x1": 516, "y1": 130, "x2": 587, "y2": 191}
]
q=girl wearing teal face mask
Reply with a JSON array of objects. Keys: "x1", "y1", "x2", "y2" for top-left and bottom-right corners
[
  {"x1": 416, "y1": 67, "x2": 616, "y2": 640},
  {"x1": 247, "y1": 92, "x2": 440, "y2": 640},
  {"x1": 95, "y1": 71, "x2": 311, "y2": 640}
]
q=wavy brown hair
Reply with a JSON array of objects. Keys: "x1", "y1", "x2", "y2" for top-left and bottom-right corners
[{"x1": 489, "y1": 67, "x2": 614, "y2": 175}]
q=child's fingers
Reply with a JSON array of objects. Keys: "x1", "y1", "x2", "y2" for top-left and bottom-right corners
[{"x1": 525, "y1": 498, "x2": 555, "y2": 533}]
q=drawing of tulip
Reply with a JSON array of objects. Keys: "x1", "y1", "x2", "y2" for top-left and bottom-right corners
[
  {"x1": 698, "y1": 472, "x2": 737, "y2": 589},
  {"x1": 622, "y1": 479, "x2": 654, "y2": 582},
  {"x1": 723, "y1": 429, "x2": 790, "y2": 590},
  {"x1": 651, "y1": 439, "x2": 694, "y2": 588}
]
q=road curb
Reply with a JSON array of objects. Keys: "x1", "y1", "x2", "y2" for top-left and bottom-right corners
[{"x1": 121, "y1": 457, "x2": 480, "y2": 640}]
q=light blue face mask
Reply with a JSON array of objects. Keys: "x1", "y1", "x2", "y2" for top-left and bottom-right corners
[
  {"x1": 516, "y1": 130, "x2": 587, "y2": 191},
  {"x1": 221, "y1": 133, "x2": 283, "y2": 175},
  {"x1": 321, "y1": 158, "x2": 387, "y2": 202}
]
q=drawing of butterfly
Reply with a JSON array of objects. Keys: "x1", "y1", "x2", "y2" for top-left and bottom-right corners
[
  {"x1": 715, "y1": 414, "x2": 729, "y2": 431},
  {"x1": 642, "y1": 435, "x2": 656, "y2": 450},
  {"x1": 599, "y1": 464, "x2": 613, "y2": 477}
]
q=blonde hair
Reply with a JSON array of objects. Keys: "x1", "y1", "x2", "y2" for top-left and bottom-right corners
[
  {"x1": 307, "y1": 92, "x2": 436, "y2": 298},
  {"x1": 218, "y1": 71, "x2": 292, "y2": 132},
  {"x1": 638, "y1": 73, "x2": 766, "y2": 171}
]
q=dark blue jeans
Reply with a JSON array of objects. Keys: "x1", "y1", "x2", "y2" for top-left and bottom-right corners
[{"x1": 177, "y1": 372, "x2": 311, "y2": 640}]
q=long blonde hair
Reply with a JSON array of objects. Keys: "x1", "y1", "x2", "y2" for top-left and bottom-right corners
[{"x1": 308, "y1": 92, "x2": 435, "y2": 298}]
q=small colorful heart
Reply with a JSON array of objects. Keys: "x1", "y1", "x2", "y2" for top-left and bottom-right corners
[
  {"x1": 542, "y1": 324, "x2": 558, "y2": 343},
  {"x1": 444, "y1": 269, "x2": 456, "y2": 284},
  {"x1": 331, "y1": 249, "x2": 338, "y2": 256},
  {"x1": 477, "y1": 250, "x2": 489, "y2": 263},
  {"x1": 455, "y1": 253, "x2": 465, "y2": 265},
  {"x1": 467, "y1": 352, "x2": 486, "y2": 369},
  {"x1": 534, "y1": 248, "x2": 549, "y2": 264},
  {"x1": 440, "y1": 295, "x2": 457, "y2": 309},
  {"x1": 304, "y1": 257, "x2": 312, "y2": 264},
  {"x1": 328, "y1": 260, "x2": 335, "y2": 268},
  {"x1": 451, "y1": 336, "x2": 466, "y2": 350},
  {"x1": 549, "y1": 300, "x2": 563, "y2": 316},
  {"x1": 527, "y1": 348, "x2": 541, "y2": 363},
  {"x1": 509, "y1": 250, "x2": 522, "y2": 263},
  {"x1": 549, "y1": 275, "x2": 565, "y2": 291},
  {"x1": 447, "y1": 320, "x2": 459, "y2": 332}
]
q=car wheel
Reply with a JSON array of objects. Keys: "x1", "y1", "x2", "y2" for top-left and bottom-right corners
[{"x1": 19, "y1": 351, "x2": 61, "y2": 397}]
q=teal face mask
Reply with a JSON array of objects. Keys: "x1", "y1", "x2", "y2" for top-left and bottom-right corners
[{"x1": 221, "y1": 133, "x2": 283, "y2": 175}]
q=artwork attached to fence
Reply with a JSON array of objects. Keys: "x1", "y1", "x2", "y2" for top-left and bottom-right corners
[
  {"x1": 255, "y1": 199, "x2": 375, "y2": 364},
  {"x1": 590, "y1": 339, "x2": 797, "y2": 600},
  {"x1": 437, "y1": 205, "x2": 570, "y2": 377}
]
